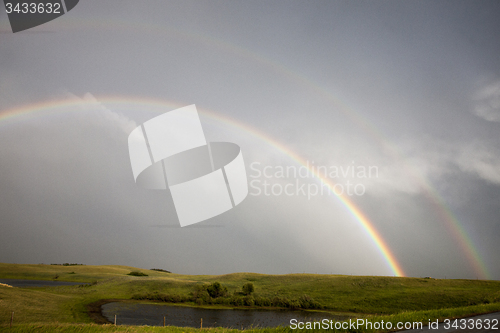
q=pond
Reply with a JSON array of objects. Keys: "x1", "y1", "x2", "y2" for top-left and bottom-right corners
[
  {"x1": 0, "y1": 278, "x2": 87, "y2": 287},
  {"x1": 101, "y1": 302, "x2": 350, "y2": 329}
]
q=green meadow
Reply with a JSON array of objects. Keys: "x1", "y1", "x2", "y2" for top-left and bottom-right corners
[{"x1": 1, "y1": 263, "x2": 499, "y2": 332}]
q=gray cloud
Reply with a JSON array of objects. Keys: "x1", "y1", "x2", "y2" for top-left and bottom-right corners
[
  {"x1": 457, "y1": 142, "x2": 500, "y2": 185},
  {"x1": 473, "y1": 80, "x2": 500, "y2": 122}
]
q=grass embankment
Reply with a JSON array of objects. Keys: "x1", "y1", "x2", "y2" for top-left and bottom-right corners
[{"x1": 1, "y1": 263, "x2": 499, "y2": 332}]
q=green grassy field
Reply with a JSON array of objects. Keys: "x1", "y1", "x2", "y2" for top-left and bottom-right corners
[{"x1": 1, "y1": 263, "x2": 499, "y2": 332}]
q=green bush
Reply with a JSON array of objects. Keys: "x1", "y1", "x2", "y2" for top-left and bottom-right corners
[
  {"x1": 243, "y1": 296, "x2": 255, "y2": 306},
  {"x1": 131, "y1": 281, "x2": 322, "y2": 310},
  {"x1": 150, "y1": 268, "x2": 171, "y2": 273},
  {"x1": 127, "y1": 271, "x2": 148, "y2": 276},
  {"x1": 231, "y1": 296, "x2": 245, "y2": 306},
  {"x1": 242, "y1": 282, "x2": 255, "y2": 295},
  {"x1": 192, "y1": 287, "x2": 211, "y2": 304},
  {"x1": 254, "y1": 296, "x2": 271, "y2": 307},
  {"x1": 131, "y1": 292, "x2": 188, "y2": 303},
  {"x1": 299, "y1": 294, "x2": 322, "y2": 309},
  {"x1": 206, "y1": 281, "x2": 228, "y2": 298}
]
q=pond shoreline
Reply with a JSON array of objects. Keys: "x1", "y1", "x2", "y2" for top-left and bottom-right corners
[
  {"x1": 98, "y1": 300, "x2": 354, "y2": 328},
  {"x1": 86, "y1": 299, "x2": 118, "y2": 324},
  {"x1": 88, "y1": 299, "x2": 352, "y2": 326}
]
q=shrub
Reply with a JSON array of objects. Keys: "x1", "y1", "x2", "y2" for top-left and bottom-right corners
[
  {"x1": 231, "y1": 296, "x2": 245, "y2": 306},
  {"x1": 132, "y1": 292, "x2": 188, "y2": 303},
  {"x1": 127, "y1": 271, "x2": 148, "y2": 276},
  {"x1": 271, "y1": 296, "x2": 288, "y2": 307},
  {"x1": 299, "y1": 294, "x2": 313, "y2": 309},
  {"x1": 206, "y1": 282, "x2": 228, "y2": 298},
  {"x1": 243, "y1": 296, "x2": 255, "y2": 306},
  {"x1": 242, "y1": 282, "x2": 255, "y2": 295},
  {"x1": 150, "y1": 268, "x2": 171, "y2": 273},
  {"x1": 254, "y1": 296, "x2": 271, "y2": 307},
  {"x1": 130, "y1": 281, "x2": 322, "y2": 310},
  {"x1": 289, "y1": 299, "x2": 301, "y2": 310},
  {"x1": 193, "y1": 288, "x2": 211, "y2": 304},
  {"x1": 298, "y1": 294, "x2": 323, "y2": 309}
]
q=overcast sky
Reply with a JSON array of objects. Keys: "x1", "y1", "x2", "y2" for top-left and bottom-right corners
[{"x1": 0, "y1": 1, "x2": 499, "y2": 280}]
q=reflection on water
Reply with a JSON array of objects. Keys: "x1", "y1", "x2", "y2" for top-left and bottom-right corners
[
  {"x1": 102, "y1": 302, "x2": 350, "y2": 328},
  {"x1": 0, "y1": 279, "x2": 86, "y2": 287}
]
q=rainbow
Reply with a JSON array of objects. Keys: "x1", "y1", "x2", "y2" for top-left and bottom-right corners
[
  {"x1": 0, "y1": 95, "x2": 405, "y2": 277},
  {"x1": 104, "y1": 23, "x2": 491, "y2": 279},
  {"x1": 273, "y1": 70, "x2": 491, "y2": 280},
  {"x1": 30, "y1": 17, "x2": 491, "y2": 279},
  {"x1": 164, "y1": 26, "x2": 491, "y2": 279}
]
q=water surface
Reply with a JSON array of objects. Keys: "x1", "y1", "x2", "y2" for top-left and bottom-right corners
[
  {"x1": 0, "y1": 278, "x2": 86, "y2": 287},
  {"x1": 102, "y1": 302, "x2": 349, "y2": 328}
]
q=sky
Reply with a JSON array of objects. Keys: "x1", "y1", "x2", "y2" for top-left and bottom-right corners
[{"x1": 0, "y1": 0, "x2": 499, "y2": 280}]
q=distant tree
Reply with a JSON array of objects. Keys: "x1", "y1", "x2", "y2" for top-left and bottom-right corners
[
  {"x1": 206, "y1": 282, "x2": 227, "y2": 298},
  {"x1": 150, "y1": 268, "x2": 171, "y2": 273},
  {"x1": 242, "y1": 282, "x2": 254, "y2": 295}
]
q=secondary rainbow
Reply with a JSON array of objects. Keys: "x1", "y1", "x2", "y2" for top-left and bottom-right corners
[
  {"x1": 60, "y1": 19, "x2": 490, "y2": 279},
  {"x1": 1, "y1": 13, "x2": 489, "y2": 278}
]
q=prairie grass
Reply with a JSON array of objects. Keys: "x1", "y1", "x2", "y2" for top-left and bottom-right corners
[
  {"x1": 2, "y1": 302, "x2": 500, "y2": 333},
  {"x1": 1, "y1": 263, "x2": 499, "y2": 332}
]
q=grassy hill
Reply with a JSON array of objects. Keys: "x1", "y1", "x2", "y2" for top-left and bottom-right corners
[{"x1": 1, "y1": 263, "x2": 499, "y2": 332}]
